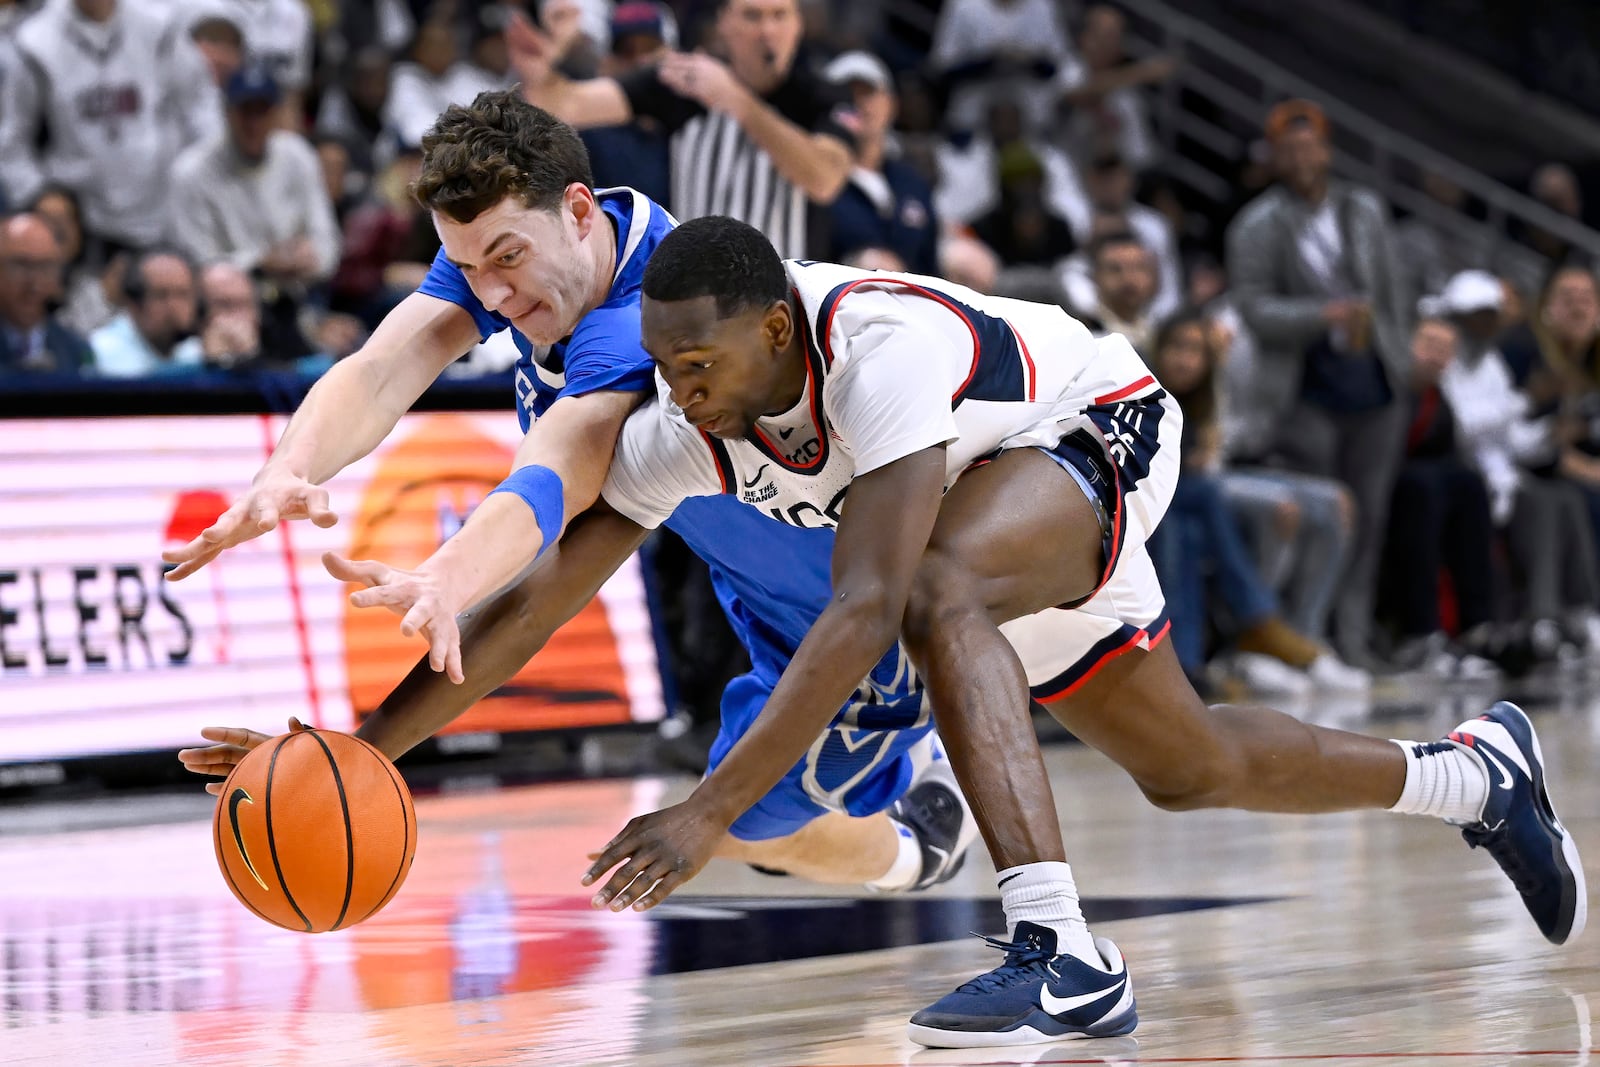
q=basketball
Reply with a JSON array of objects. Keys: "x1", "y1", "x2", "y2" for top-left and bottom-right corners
[{"x1": 212, "y1": 728, "x2": 417, "y2": 933}]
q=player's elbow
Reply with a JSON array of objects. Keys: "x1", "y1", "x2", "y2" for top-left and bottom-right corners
[{"x1": 830, "y1": 584, "x2": 905, "y2": 652}]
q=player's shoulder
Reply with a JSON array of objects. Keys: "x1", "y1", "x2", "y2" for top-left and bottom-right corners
[{"x1": 568, "y1": 297, "x2": 645, "y2": 356}]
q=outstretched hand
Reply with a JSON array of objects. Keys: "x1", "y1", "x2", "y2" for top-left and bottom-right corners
[
  {"x1": 162, "y1": 467, "x2": 337, "y2": 581},
  {"x1": 583, "y1": 799, "x2": 731, "y2": 911},
  {"x1": 178, "y1": 717, "x2": 309, "y2": 795},
  {"x1": 323, "y1": 552, "x2": 465, "y2": 684}
]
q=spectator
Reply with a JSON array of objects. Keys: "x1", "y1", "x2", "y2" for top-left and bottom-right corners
[
  {"x1": 934, "y1": 97, "x2": 1087, "y2": 235},
  {"x1": 0, "y1": 0, "x2": 217, "y2": 257},
  {"x1": 330, "y1": 148, "x2": 437, "y2": 328},
  {"x1": 1059, "y1": 4, "x2": 1173, "y2": 172},
  {"x1": 1431, "y1": 269, "x2": 1600, "y2": 660},
  {"x1": 0, "y1": 212, "x2": 91, "y2": 376},
  {"x1": 1514, "y1": 268, "x2": 1600, "y2": 571},
  {"x1": 190, "y1": 260, "x2": 334, "y2": 374},
  {"x1": 386, "y1": 19, "x2": 507, "y2": 149},
  {"x1": 315, "y1": 47, "x2": 398, "y2": 180},
  {"x1": 1069, "y1": 151, "x2": 1181, "y2": 321},
  {"x1": 314, "y1": 134, "x2": 364, "y2": 224},
  {"x1": 1146, "y1": 310, "x2": 1361, "y2": 696},
  {"x1": 187, "y1": 9, "x2": 246, "y2": 89},
  {"x1": 513, "y1": 0, "x2": 854, "y2": 258},
  {"x1": 169, "y1": 62, "x2": 342, "y2": 360},
  {"x1": 971, "y1": 144, "x2": 1078, "y2": 275},
  {"x1": 89, "y1": 248, "x2": 202, "y2": 377},
  {"x1": 1226, "y1": 99, "x2": 1411, "y2": 666},
  {"x1": 1385, "y1": 316, "x2": 1501, "y2": 678},
  {"x1": 579, "y1": 2, "x2": 678, "y2": 206},
  {"x1": 29, "y1": 185, "x2": 116, "y2": 337},
  {"x1": 927, "y1": 0, "x2": 1080, "y2": 135},
  {"x1": 822, "y1": 51, "x2": 940, "y2": 276},
  {"x1": 213, "y1": 0, "x2": 314, "y2": 115},
  {"x1": 1074, "y1": 230, "x2": 1157, "y2": 354}
]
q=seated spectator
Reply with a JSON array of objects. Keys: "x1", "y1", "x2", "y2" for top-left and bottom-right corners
[
  {"x1": 578, "y1": 2, "x2": 677, "y2": 207},
  {"x1": 1384, "y1": 317, "x2": 1502, "y2": 678},
  {"x1": 331, "y1": 148, "x2": 438, "y2": 329},
  {"x1": 386, "y1": 19, "x2": 507, "y2": 150},
  {"x1": 188, "y1": 8, "x2": 246, "y2": 89},
  {"x1": 29, "y1": 185, "x2": 116, "y2": 337},
  {"x1": 0, "y1": 212, "x2": 91, "y2": 376},
  {"x1": 971, "y1": 144, "x2": 1078, "y2": 273},
  {"x1": 934, "y1": 98, "x2": 1088, "y2": 235},
  {"x1": 1073, "y1": 230, "x2": 1158, "y2": 354},
  {"x1": 1432, "y1": 269, "x2": 1600, "y2": 660},
  {"x1": 1146, "y1": 310, "x2": 1365, "y2": 694},
  {"x1": 315, "y1": 47, "x2": 398, "y2": 181},
  {"x1": 823, "y1": 51, "x2": 940, "y2": 276},
  {"x1": 1069, "y1": 152, "x2": 1182, "y2": 322},
  {"x1": 191, "y1": 261, "x2": 333, "y2": 376},
  {"x1": 170, "y1": 63, "x2": 342, "y2": 363},
  {"x1": 90, "y1": 248, "x2": 202, "y2": 378}
]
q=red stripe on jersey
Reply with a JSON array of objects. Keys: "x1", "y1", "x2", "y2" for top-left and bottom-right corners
[
  {"x1": 698, "y1": 429, "x2": 729, "y2": 492},
  {"x1": 1008, "y1": 319, "x2": 1037, "y2": 402},
  {"x1": 819, "y1": 279, "x2": 981, "y2": 399},
  {"x1": 1094, "y1": 375, "x2": 1156, "y2": 405}
]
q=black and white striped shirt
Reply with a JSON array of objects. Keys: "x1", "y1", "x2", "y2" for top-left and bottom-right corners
[{"x1": 619, "y1": 61, "x2": 855, "y2": 260}]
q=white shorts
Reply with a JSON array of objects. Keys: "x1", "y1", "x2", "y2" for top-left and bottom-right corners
[{"x1": 999, "y1": 382, "x2": 1183, "y2": 702}]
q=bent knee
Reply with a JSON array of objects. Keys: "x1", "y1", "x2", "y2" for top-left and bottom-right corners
[
  {"x1": 903, "y1": 552, "x2": 985, "y2": 645},
  {"x1": 1132, "y1": 746, "x2": 1248, "y2": 812}
]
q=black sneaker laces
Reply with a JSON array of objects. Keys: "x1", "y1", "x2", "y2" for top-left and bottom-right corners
[{"x1": 1464, "y1": 824, "x2": 1544, "y2": 895}]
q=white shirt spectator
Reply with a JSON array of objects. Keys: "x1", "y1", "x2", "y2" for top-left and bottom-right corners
[
  {"x1": 929, "y1": 0, "x2": 1081, "y2": 133},
  {"x1": 90, "y1": 311, "x2": 202, "y2": 377},
  {"x1": 0, "y1": 0, "x2": 216, "y2": 248},
  {"x1": 384, "y1": 61, "x2": 509, "y2": 149},
  {"x1": 168, "y1": 129, "x2": 341, "y2": 280}
]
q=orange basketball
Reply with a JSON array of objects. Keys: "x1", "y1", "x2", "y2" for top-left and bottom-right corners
[{"x1": 213, "y1": 728, "x2": 417, "y2": 933}]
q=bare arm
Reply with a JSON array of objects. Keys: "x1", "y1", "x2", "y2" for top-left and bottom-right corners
[
  {"x1": 658, "y1": 53, "x2": 853, "y2": 204},
  {"x1": 162, "y1": 293, "x2": 480, "y2": 579},
  {"x1": 352, "y1": 506, "x2": 650, "y2": 760},
  {"x1": 271, "y1": 293, "x2": 478, "y2": 482},
  {"x1": 508, "y1": 9, "x2": 634, "y2": 128}
]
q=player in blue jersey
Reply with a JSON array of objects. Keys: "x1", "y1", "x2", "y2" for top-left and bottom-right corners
[
  {"x1": 173, "y1": 91, "x2": 979, "y2": 893},
  {"x1": 347, "y1": 217, "x2": 1585, "y2": 1049}
]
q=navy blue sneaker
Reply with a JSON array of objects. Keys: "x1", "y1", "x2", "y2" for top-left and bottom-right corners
[
  {"x1": 907, "y1": 922, "x2": 1137, "y2": 1048},
  {"x1": 1449, "y1": 702, "x2": 1586, "y2": 945},
  {"x1": 885, "y1": 735, "x2": 979, "y2": 891}
]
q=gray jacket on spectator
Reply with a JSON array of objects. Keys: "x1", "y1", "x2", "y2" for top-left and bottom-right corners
[{"x1": 1225, "y1": 180, "x2": 1411, "y2": 455}]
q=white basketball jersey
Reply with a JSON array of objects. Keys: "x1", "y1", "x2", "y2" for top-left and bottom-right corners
[{"x1": 603, "y1": 260, "x2": 1159, "y2": 531}]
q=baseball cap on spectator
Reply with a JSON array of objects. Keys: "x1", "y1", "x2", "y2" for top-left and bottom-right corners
[
  {"x1": 1429, "y1": 269, "x2": 1505, "y2": 316},
  {"x1": 225, "y1": 62, "x2": 281, "y2": 107},
  {"x1": 610, "y1": 2, "x2": 678, "y2": 52},
  {"x1": 823, "y1": 51, "x2": 892, "y2": 93},
  {"x1": 1264, "y1": 98, "x2": 1329, "y2": 142}
]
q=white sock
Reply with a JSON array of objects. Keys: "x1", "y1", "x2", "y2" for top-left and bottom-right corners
[
  {"x1": 997, "y1": 861, "x2": 1098, "y2": 962},
  {"x1": 866, "y1": 821, "x2": 923, "y2": 892},
  {"x1": 1388, "y1": 739, "x2": 1489, "y2": 824}
]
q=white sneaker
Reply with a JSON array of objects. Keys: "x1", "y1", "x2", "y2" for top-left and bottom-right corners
[
  {"x1": 1229, "y1": 652, "x2": 1314, "y2": 696},
  {"x1": 1306, "y1": 652, "x2": 1371, "y2": 692}
]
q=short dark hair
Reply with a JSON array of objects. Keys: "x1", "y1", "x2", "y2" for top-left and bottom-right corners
[
  {"x1": 641, "y1": 216, "x2": 788, "y2": 318},
  {"x1": 413, "y1": 90, "x2": 593, "y2": 223},
  {"x1": 1088, "y1": 230, "x2": 1144, "y2": 270}
]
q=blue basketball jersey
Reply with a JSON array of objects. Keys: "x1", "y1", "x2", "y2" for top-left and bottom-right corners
[{"x1": 416, "y1": 188, "x2": 918, "y2": 714}]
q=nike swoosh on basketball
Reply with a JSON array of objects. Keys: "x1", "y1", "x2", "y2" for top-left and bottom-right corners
[
  {"x1": 1478, "y1": 746, "x2": 1515, "y2": 790},
  {"x1": 1040, "y1": 975, "x2": 1125, "y2": 1016},
  {"x1": 228, "y1": 787, "x2": 270, "y2": 890},
  {"x1": 742, "y1": 463, "x2": 771, "y2": 489}
]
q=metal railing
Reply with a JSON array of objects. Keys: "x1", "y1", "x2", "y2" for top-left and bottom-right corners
[{"x1": 1115, "y1": 0, "x2": 1600, "y2": 283}]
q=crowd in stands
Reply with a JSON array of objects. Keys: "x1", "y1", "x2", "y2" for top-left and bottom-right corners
[{"x1": 7, "y1": 0, "x2": 1600, "y2": 712}]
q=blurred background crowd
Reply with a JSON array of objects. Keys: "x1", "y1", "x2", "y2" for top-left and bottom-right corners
[{"x1": 7, "y1": 0, "x2": 1600, "y2": 757}]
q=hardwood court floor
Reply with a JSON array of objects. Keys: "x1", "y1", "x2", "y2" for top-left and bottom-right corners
[{"x1": 2, "y1": 688, "x2": 1597, "y2": 1066}]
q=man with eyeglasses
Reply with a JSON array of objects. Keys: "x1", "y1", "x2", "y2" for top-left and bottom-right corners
[{"x1": 0, "y1": 212, "x2": 91, "y2": 377}]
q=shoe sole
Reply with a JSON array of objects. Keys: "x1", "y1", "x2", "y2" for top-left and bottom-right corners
[
  {"x1": 1483, "y1": 703, "x2": 1587, "y2": 944},
  {"x1": 906, "y1": 998, "x2": 1138, "y2": 1049}
]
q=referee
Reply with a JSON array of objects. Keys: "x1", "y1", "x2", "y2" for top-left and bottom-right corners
[{"x1": 509, "y1": 0, "x2": 853, "y2": 259}]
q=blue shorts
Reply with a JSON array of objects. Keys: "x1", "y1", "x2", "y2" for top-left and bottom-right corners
[{"x1": 709, "y1": 671, "x2": 936, "y2": 842}]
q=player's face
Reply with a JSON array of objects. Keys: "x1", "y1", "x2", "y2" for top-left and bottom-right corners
[
  {"x1": 642, "y1": 294, "x2": 796, "y2": 439},
  {"x1": 435, "y1": 187, "x2": 601, "y2": 346}
]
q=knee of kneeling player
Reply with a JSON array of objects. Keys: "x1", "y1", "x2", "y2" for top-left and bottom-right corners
[
  {"x1": 901, "y1": 559, "x2": 983, "y2": 648},
  {"x1": 1134, "y1": 759, "x2": 1242, "y2": 812}
]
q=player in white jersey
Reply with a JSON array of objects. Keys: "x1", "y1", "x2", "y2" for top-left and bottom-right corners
[{"x1": 346, "y1": 217, "x2": 1583, "y2": 1049}]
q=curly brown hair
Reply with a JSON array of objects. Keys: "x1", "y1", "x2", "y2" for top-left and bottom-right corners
[{"x1": 413, "y1": 90, "x2": 593, "y2": 223}]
